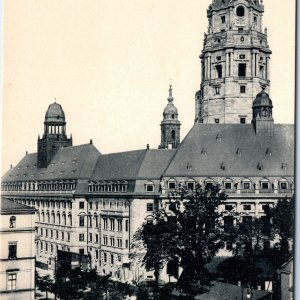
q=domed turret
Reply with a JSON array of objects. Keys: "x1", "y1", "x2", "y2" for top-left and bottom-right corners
[
  {"x1": 37, "y1": 101, "x2": 72, "y2": 168},
  {"x1": 252, "y1": 88, "x2": 274, "y2": 136},
  {"x1": 45, "y1": 102, "x2": 66, "y2": 124},
  {"x1": 253, "y1": 90, "x2": 273, "y2": 109},
  {"x1": 159, "y1": 85, "x2": 181, "y2": 149}
]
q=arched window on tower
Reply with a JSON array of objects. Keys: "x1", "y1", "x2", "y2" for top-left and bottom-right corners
[{"x1": 171, "y1": 130, "x2": 176, "y2": 141}]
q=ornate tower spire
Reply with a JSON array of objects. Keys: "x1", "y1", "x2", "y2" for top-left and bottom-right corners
[
  {"x1": 159, "y1": 85, "x2": 181, "y2": 149},
  {"x1": 37, "y1": 102, "x2": 72, "y2": 168},
  {"x1": 195, "y1": 0, "x2": 272, "y2": 124}
]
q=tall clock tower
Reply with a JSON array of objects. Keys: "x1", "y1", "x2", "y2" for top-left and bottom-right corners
[{"x1": 195, "y1": 0, "x2": 272, "y2": 124}]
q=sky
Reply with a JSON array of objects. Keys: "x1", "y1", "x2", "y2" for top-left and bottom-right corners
[{"x1": 2, "y1": 0, "x2": 296, "y2": 173}]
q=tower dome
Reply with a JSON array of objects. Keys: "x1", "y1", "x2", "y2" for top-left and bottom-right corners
[
  {"x1": 45, "y1": 102, "x2": 66, "y2": 123},
  {"x1": 163, "y1": 85, "x2": 178, "y2": 119},
  {"x1": 253, "y1": 90, "x2": 273, "y2": 108}
]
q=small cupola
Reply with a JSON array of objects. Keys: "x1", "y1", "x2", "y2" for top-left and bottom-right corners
[{"x1": 252, "y1": 87, "x2": 274, "y2": 136}]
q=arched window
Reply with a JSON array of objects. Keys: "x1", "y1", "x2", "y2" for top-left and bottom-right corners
[
  {"x1": 41, "y1": 212, "x2": 45, "y2": 222},
  {"x1": 46, "y1": 212, "x2": 50, "y2": 223},
  {"x1": 9, "y1": 216, "x2": 16, "y2": 228},
  {"x1": 68, "y1": 214, "x2": 72, "y2": 226},
  {"x1": 62, "y1": 214, "x2": 66, "y2": 226},
  {"x1": 57, "y1": 213, "x2": 61, "y2": 225},
  {"x1": 51, "y1": 212, "x2": 55, "y2": 224},
  {"x1": 171, "y1": 130, "x2": 176, "y2": 141},
  {"x1": 236, "y1": 5, "x2": 245, "y2": 17}
]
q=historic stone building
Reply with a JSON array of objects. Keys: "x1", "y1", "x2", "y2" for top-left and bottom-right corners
[
  {"x1": 0, "y1": 198, "x2": 36, "y2": 300},
  {"x1": 195, "y1": 0, "x2": 271, "y2": 124},
  {"x1": 1, "y1": 0, "x2": 294, "y2": 283}
]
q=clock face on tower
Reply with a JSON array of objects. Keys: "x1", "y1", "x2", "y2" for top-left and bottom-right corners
[{"x1": 262, "y1": 108, "x2": 268, "y2": 117}]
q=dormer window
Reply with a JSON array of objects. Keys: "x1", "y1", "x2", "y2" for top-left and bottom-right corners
[
  {"x1": 168, "y1": 179, "x2": 176, "y2": 190},
  {"x1": 257, "y1": 163, "x2": 263, "y2": 170},
  {"x1": 281, "y1": 163, "x2": 288, "y2": 170},
  {"x1": 145, "y1": 182, "x2": 155, "y2": 193},
  {"x1": 186, "y1": 180, "x2": 195, "y2": 190},
  {"x1": 266, "y1": 148, "x2": 272, "y2": 156},
  {"x1": 201, "y1": 149, "x2": 207, "y2": 156},
  {"x1": 216, "y1": 134, "x2": 222, "y2": 141},
  {"x1": 224, "y1": 182, "x2": 232, "y2": 189}
]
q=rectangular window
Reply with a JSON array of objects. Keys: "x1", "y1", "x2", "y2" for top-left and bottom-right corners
[
  {"x1": 125, "y1": 220, "x2": 129, "y2": 232},
  {"x1": 96, "y1": 250, "x2": 99, "y2": 260},
  {"x1": 215, "y1": 65, "x2": 223, "y2": 78},
  {"x1": 110, "y1": 219, "x2": 115, "y2": 231},
  {"x1": 117, "y1": 238, "x2": 123, "y2": 248},
  {"x1": 238, "y1": 63, "x2": 246, "y2": 77},
  {"x1": 147, "y1": 203, "x2": 154, "y2": 212},
  {"x1": 8, "y1": 244, "x2": 17, "y2": 259},
  {"x1": 187, "y1": 182, "x2": 195, "y2": 190},
  {"x1": 238, "y1": 27, "x2": 244, "y2": 33},
  {"x1": 89, "y1": 202, "x2": 92, "y2": 209},
  {"x1": 240, "y1": 85, "x2": 246, "y2": 93},
  {"x1": 79, "y1": 201, "x2": 84, "y2": 209},
  {"x1": 225, "y1": 204, "x2": 233, "y2": 211},
  {"x1": 221, "y1": 16, "x2": 226, "y2": 23},
  {"x1": 168, "y1": 182, "x2": 176, "y2": 189},
  {"x1": 79, "y1": 216, "x2": 84, "y2": 227},
  {"x1": 216, "y1": 56, "x2": 222, "y2": 61},
  {"x1": 79, "y1": 249, "x2": 84, "y2": 255},
  {"x1": 243, "y1": 182, "x2": 250, "y2": 189},
  {"x1": 117, "y1": 219, "x2": 122, "y2": 231},
  {"x1": 146, "y1": 185, "x2": 154, "y2": 192},
  {"x1": 7, "y1": 273, "x2": 17, "y2": 291},
  {"x1": 243, "y1": 204, "x2": 251, "y2": 211},
  {"x1": 103, "y1": 253, "x2": 107, "y2": 263},
  {"x1": 95, "y1": 202, "x2": 98, "y2": 210},
  {"x1": 225, "y1": 182, "x2": 232, "y2": 189},
  {"x1": 103, "y1": 218, "x2": 108, "y2": 230},
  {"x1": 79, "y1": 234, "x2": 84, "y2": 241},
  {"x1": 280, "y1": 182, "x2": 287, "y2": 190},
  {"x1": 89, "y1": 233, "x2": 92, "y2": 242},
  {"x1": 261, "y1": 182, "x2": 269, "y2": 189},
  {"x1": 110, "y1": 237, "x2": 115, "y2": 247},
  {"x1": 125, "y1": 240, "x2": 129, "y2": 249},
  {"x1": 95, "y1": 234, "x2": 99, "y2": 243},
  {"x1": 254, "y1": 16, "x2": 257, "y2": 22},
  {"x1": 215, "y1": 87, "x2": 220, "y2": 95},
  {"x1": 103, "y1": 236, "x2": 108, "y2": 245},
  {"x1": 240, "y1": 117, "x2": 246, "y2": 124},
  {"x1": 61, "y1": 232, "x2": 64, "y2": 240}
]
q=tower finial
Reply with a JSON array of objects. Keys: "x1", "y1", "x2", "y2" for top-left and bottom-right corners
[{"x1": 168, "y1": 84, "x2": 173, "y2": 102}]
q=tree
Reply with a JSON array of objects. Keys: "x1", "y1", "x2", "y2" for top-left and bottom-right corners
[
  {"x1": 36, "y1": 274, "x2": 54, "y2": 300},
  {"x1": 264, "y1": 197, "x2": 294, "y2": 267},
  {"x1": 132, "y1": 184, "x2": 228, "y2": 293}
]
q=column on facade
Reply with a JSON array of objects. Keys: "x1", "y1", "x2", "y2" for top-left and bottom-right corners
[
  {"x1": 254, "y1": 202, "x2": 259, "y2": 215},
  {"x1": 208, "y1": 55, "x2": 211, "y2": 80},
  {"x1": 266, "y1": 56, "x2": 270, "y2": 80},
  {"x1": 230, "y1": 51, "x2": 233, "y2": 77},
  {"x1": 226, "y1": 52, "x2": 229, "y2": 77}
]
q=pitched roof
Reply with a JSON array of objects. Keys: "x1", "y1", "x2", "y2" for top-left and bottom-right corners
[
  {"x1": 164, "y1": 124, "x2": 294, "y2": 177},
  {"x1": 2, "y1": 144, "x2": 101, "y2": 182},
  {"x1": 0, "y1": 197, "x2": 36, "y2": 214},
  {"x1": 91, "y1": 149, "x2": 176, "y2": 181}
]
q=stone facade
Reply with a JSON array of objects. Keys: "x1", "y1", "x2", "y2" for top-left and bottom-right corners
[
  {"x1": 196, "y1": 0, "x2": 271, "y2": 124},
  {"x1": 0, "y1": 199, "x2": 36, "y2": 300}
]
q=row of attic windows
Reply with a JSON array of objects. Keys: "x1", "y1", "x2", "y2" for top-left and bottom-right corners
[
  {"x1": 14, "y1": 198, "x2": 73, "y2": 209},
  {"x1": 154, "y1": 178, "x2": 292, "y2": 192},
  {"x1": 1, "y1": 180, "x2": 77, "y2": 192},
  {"x1": 88, "y1": 181, "x2": 128, "y2": 193}
]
